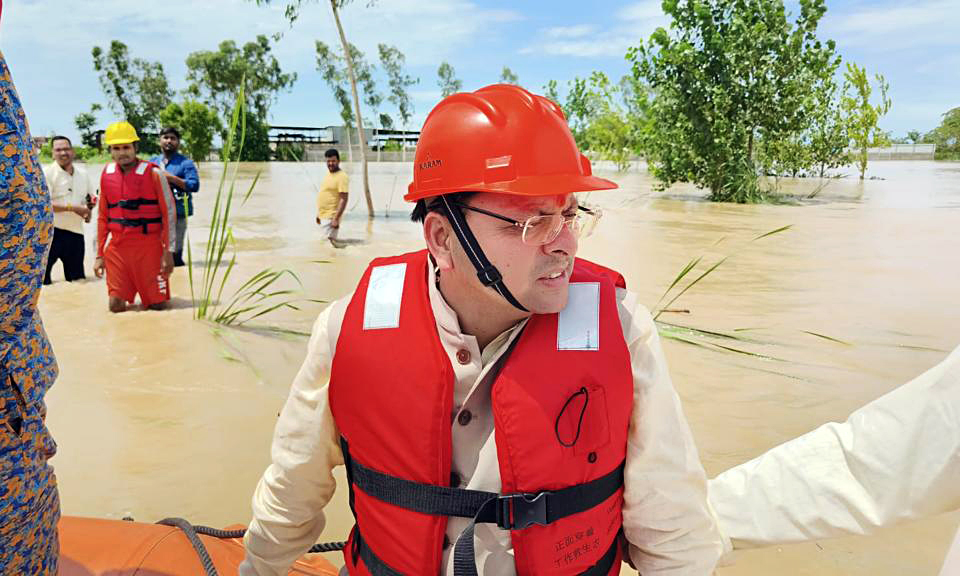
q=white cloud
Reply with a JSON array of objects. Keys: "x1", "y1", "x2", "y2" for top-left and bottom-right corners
[
  {"x1": 520, "y1": 0, "x2": 667, "y2": 58},
  {"x1": 1, "y1": 0, "x2": 524, "y2": 138},
  {"x1": 544, "y1": 24, "x2": 597, "y2": 39},
  {"x1": 617, "y1": 0, "x2": 669, "y2": 24},
  {"x1": 823, "y1": 0, "x2": 960, "y2": 51}
]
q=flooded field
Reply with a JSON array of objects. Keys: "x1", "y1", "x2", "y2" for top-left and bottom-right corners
[{"x1": 40, "y1": 159, "x2": 960, "y2": 574}]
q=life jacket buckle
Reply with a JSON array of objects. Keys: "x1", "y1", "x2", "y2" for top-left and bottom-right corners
[{"x1": 497, "y1": 491, "x2": 550, "y2": 530}]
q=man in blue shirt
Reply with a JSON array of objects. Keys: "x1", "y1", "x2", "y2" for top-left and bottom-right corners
[{"x1": 151, "y1": 126, "x2": 199, "y2": 267}]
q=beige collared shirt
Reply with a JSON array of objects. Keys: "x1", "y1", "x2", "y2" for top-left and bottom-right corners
[
  {"x1": 241, "y1": 266, "x2": 724, "y2": 575},
  {"x1": 44, "y1": 162, "x2": 91, "y2": 235}
]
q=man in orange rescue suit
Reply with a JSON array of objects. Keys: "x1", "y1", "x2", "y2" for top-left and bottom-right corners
[
  {"x1": 93, "y1": 121, "x2": 177, "y2": 312},
  {"x1": 241, "y1": 85, "x2": 725, "y2": 576}
]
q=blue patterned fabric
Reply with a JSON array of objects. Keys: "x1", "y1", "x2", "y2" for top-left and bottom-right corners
[{"x1": 0, "y1": 49, "x2": 61, "y2": 574}]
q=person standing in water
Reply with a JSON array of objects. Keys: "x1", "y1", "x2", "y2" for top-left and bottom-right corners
[
  {"x1": 150, "y1": 126, "x2": 199, "y2": 267},
  {"x1": 242, "y1": 85, "x2": 724, "y2": 575},
  {"x1": 43, "y1": 135, "x2": 93, "y2": 284},
  {"x1": 93, "y1": 121, "x2": 176, "y2": 312},
  {"x1": 315, "y1": 148, "x2": 347, "y2": 246},
  {"x1": 0, "y1": 21, "x2": 62, "y2": 574}
]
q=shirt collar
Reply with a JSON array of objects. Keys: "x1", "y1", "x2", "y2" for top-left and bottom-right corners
[{"x1": 426, "y1": 261, "x2": 527, "y2": 357}]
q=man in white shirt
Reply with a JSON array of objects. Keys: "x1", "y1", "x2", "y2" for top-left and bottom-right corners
[
  {"x1": 42, "y1": 136, "x2": 93, "y2": 285},
  {"x1": 241, "y1": 85, "x2": 724, "y2": 576},
  {"x1": 709, "y1": 344, "x2": 960, "y2": 574}
]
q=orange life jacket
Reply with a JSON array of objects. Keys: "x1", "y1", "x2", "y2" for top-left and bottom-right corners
[
  {"x1": 100, "y1": 160, "x2": 163, "y2": 235},
  {"x1": 329, "y1": 250, "x2": 633, "y2": 575}
]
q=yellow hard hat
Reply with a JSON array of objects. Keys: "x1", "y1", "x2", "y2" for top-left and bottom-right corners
[{"x1": 104, "y1": 121, "x2": 140, "y2": 146}]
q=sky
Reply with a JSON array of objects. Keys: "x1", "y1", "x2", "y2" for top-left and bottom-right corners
[{"x1": 1, "y1": 0, "x2": 958, "y2": 144}]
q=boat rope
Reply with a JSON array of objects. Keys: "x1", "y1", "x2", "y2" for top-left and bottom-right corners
[{"x1": 155, "y1": 517, "x2": 346, "y2": 576}]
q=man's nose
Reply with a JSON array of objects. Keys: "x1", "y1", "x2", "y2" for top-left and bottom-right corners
[{"x1": 542, "y1": 218, "x2": 577, "y2": 258}]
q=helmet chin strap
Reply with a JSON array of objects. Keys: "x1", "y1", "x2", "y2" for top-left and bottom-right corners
[{"x1": 439, "y1": 195, "x2": 528, "y2": 313}]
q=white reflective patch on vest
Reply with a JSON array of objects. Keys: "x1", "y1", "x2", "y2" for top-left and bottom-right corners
[
  {"x1": 557, "y1": 282, "x2": 600, "y2": 351},
  {"x1": 135, "y1": 162, "x2": 148, "y2": 175},
  {"x1": 105, "y1": 162, "x2": 117, "y2": 174},
  {"x1": 363, "y1": 263, "x2": 407, "y2": 330}
]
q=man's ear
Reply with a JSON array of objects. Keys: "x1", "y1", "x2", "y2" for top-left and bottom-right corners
[{"x1": 423, "y1": 211, "x2": 455, "y2": 273}]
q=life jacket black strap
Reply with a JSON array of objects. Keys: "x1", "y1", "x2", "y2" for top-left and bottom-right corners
[
  {"x1": 353, "y1": 523, "x2": 619, "y2": 576},
  {"x1": 108, "y1": 217, "x2": 163, "y2": 234},
  {"x1": 107, "y1": 198, "x2": 159, "y2": 210},
  {"x1": 341, "y1": 436, "x2": 624, "y2": 575},
  {"x1": 354, "y1": 528, "x2": 403, "y2": 576},
  {"x1": 438, "y1": 196, "x2": 528, "y2": 312}
]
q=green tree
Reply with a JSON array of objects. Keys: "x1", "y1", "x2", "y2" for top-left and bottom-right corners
[
  {"x1": 226, "y1": 108, "x2": 272, "y2": 161},
  {"x1": 185, "y1": 35, "x2": 296, "y2": 120},
  {"x1": 74, "y1": 103, "x2": 102, "y2": 148},
  {"x1": 907, "y1": 129, "x2": 922, "y2": 144},
  {"x1": 159, "y1": 100, "x2": 222, "y2": 162},
  {"x1": 500, "y1": 66, "x2": 519, "y2": 85},
  {"x1": 378, "y1": 43, "x2": 417, "y2": 159},
  {"x1": 437, "y1": 62, "x2": 462, "y2": 98},
  {"x1": 379, "y1": 113, "x2": 394, "y2": 130},
  {"x1": 252, "y1": 0, "x2": 377, "y2": 215},
  {"x1": 841, "y1": 62, "x2": 891, "y2": 179},
  {"x1": 629, "y1": 0, "x2": 841, "y2": 202},
  {"x1": 923, "y1": 107, "x2": 960, "y2": 160},
  {"x1": 92, "y1": 41, "x2": 173, "y2": 154},
  {"x1": 185, "y1": 35, "x2": 295, "y2": 164},
  {"x1": 316, "y1": 41, "x2": 380, "y2": 140},
  {"x1": 547, "y1": 73, "x2": 648, "y2": 171}
]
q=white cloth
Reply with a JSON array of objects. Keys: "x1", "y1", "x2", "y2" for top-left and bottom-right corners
[
  {"x1": 943, "y1": 527, "x2": 960, "y2": 576},
  {"x1": 240, "y1": 266, "x2": 725, "y2": 576},
  {"x1": 709, "y1": 345, "x2": 960, "y2": 550},
  {"x1": 44, "y1": 162, "x2": 90, "y2": 235}
]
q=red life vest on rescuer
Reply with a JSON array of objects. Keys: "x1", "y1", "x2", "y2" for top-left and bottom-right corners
[
  {"x1": 329, "y1": 250, "x2": 633, "y2": 575},
  {"x1": 100, "y1": 160, "x2": 163, "y2": 234}
]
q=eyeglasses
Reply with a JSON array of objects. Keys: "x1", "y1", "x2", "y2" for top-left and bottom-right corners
[{"x1": 448, "y1": 201, "x2": 602, "y2": 246}]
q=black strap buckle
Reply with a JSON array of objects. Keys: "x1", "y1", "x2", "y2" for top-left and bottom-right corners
[
  {"x1": 477, "y1": 265, "x2": 502, "y2": 287},
  {"x1": 497, "y1": 491, "x2": 550, "y2": 530}
]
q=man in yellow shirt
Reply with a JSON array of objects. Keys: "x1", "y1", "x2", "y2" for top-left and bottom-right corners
[{"x1": 315, "y1": 148, "x2": 347, "y2": 246}]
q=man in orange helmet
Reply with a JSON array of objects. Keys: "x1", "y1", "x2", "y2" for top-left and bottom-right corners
[
  {"x1": 242, "y1": 85, "x2": 724, "y2": 576},
  {"x1": 93, "y1": 121, "x2": 177, "y2": 312}
]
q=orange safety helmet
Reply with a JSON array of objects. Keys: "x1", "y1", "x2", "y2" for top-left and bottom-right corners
[{"x1": 405, "y1": 84, "x2": 617, "y2": 202}]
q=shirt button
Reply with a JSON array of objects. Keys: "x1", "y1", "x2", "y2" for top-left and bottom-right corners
[
  {"x1": 457, "y1": 410, "x2": 472, "y2": 426},
  {"x1": 456, "y1": 349, "x2": 471, "y2": 365}
]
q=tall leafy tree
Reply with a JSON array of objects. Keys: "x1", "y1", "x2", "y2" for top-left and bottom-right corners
[
  {"x1": 92, "y1": 41, "x2": 173, "y2": 154},
  {"x1": 159, "y1": 100, "x2": 223, "y2": 162},
  {"x1": 378, "y1": 43, "x2": 417, "y2": 159},
  {"x1": 629, "y1": 0, "x2": 841, "y2": 202},
  {"x1": 841, "y1": 62, "x2": 891, "y2": 179},
  {"x1": 316, "y1": 42, "x2": 380, "y2": 151},
  {"x1": 499, "y1": 66, "x2": 519, "y2": 85},
  {"x1": 923, "y1": 107, "x2": 960, "y2": 160},
  {"x1": 437, "y1": 62, "x2": 462, "y2": 98},
  {"x1": 185, "y1": 35, "x2": 296, "y2": 121},
  {"x1": 185, "y1": 35, "x2": 295, "y2": 161},
  {"x1": 252, "y1": 0, "x2": 377, "y2": 215}
]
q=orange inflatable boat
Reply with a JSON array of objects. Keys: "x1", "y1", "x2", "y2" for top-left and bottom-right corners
[{"x1": 58, "y1": 515, "x2": 340, "y2": 575}]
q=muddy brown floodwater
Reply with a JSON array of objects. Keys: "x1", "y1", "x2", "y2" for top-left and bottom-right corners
[{"x1": 40, "y1": 160, "x2": 960, "y2": 575}]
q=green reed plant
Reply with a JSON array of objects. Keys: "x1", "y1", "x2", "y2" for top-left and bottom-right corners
[
  {"x1": 189, "y1": 86, "x2": 305, "y2": 326},
  {"x1": 653, "y1": 225, "x2": 796, "y2": 360}
]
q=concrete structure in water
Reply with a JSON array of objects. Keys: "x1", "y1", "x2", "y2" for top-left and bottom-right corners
[{"x1": 864, "y1": 143, "x2": 937, "y2": 160}]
